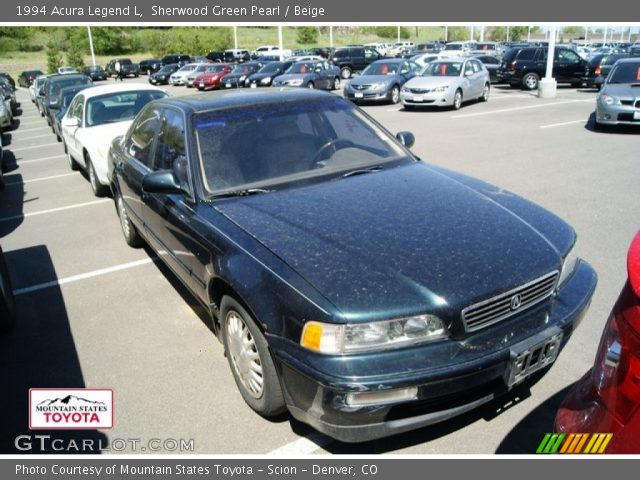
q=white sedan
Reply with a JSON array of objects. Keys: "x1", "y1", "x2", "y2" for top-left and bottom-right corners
[{"x1": 61, "y1": 84, "x2": 167, "y2": 196}]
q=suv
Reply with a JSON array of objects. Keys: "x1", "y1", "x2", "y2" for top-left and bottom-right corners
[
  {"x1": 106, "y1": 58, "x2": 140, "y2": 78},
  {"x1": 161, "y1": 54, "x2": 192, "y2": 67},
  {"x1": 498, "y1": 46, "x2": 587, "y2": 90},
  {"x1": 331, "y1": 46, "x2": 383, "y2": 79}
]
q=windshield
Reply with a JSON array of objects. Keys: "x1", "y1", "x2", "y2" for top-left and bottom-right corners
[
  {"x1": 476, "y1": 43, "x2": 495, "y2": 50},
  {"x1": 48, "y1": 77, "x2": 91, "y2": 97},
  {"x1": 230, "y1": 64, "x2": 254, "y2": 74},
  {"x1": 178, "y1": 64, "x2": 196, "y2": 72},
  {"x1": 362, "y1": 62, "x2": 399, "y2": 75},
  {"x1": 421, "y1": 62, "x2": 462, "y2": 77},
  {"x1": 193, "y1": 65, "x2": 208, "y2": 74},
  {"x1": 444, "y1": 44, "x2": 463, "y2": 51},
  {"x1": 195, "y1": 96, "x2": 409, "y2": 194},
  {"x1": 259, "y1": 63, "x2": 283, "y2": 73},
  {"x1": 287, "y1": 63, "x2": 316, "y2": 74},
  {"x1": 607, "y1": 62, "x2": 640, "y2": 84},
  {"x1": 86, "y1": 90, "x2": 167, "y2": 127},
  {"x1": 205, "y1": 65, "x2": 228, "y2": 73},
  {"x1": 159, "y1": 65, "x2": 176, "y2": 73}
]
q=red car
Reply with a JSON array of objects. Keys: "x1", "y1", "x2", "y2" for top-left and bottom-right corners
[
  {"x1": 555, "y1": 231, "x2": 640, "y2": 453},
  {"x1": 194, "y1": 64, "x2": 233, "y2": 91}
]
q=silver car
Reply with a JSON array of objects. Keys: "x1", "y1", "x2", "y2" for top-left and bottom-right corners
[
  {"x1": 595, "y1": 57, "x2": 640, "y2": 128},
  {"x1": 400, "y1": 58, "x2": 491, "y2": 110}
]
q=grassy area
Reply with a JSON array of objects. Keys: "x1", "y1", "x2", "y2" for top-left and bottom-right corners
[{"x1": 0, "y1": 26, "x2": 445, "y2": 80}]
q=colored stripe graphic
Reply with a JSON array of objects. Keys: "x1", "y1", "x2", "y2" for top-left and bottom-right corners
[{"x1": 537, "y1": 433, "x2": 612, "y2": 454}]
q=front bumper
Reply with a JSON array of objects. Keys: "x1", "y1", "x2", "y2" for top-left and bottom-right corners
[
  {"x1": 345, "y1": 87, "x2": 391, "y2": 103},
  {"x1": 271, "y1": 260, "x2": 597, "y2": 443},
  {"x1": 400, "y1": 90, "x2": 453, "y2": 108},
  {"x1": 596, "y1": 102, "x2": 640, "y2": 126}
]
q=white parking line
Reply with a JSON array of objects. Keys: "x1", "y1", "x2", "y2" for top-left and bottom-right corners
[
  {"x1": 12, "y1": 125, "x2": 50, "y2": 133},
  {"x1": 5, "y1": 172, "x2": 76, "y2": 186},
  {"x1": 16, "y1": 154, "x2": 66, "y2": 164},
  {"x1": 9, "y1": 142, "x2": 60, "y2": 153},
  {"x1": 0, "y1": 199, "x2": 110, "y2": 223},
  {"x1": 386, "y1": 107, "x2": 403, "y2": 111},
  {"x1": 540, "y1": 119, "x2": 587, "y2": 129},
  {"x1": 13, "y1": 258, "x2": 156, "y2": 296},
  {"x1": 10, "y1": 133, "x2": 53, "y2": 142},
  {"x1": 451, "y1": 99, "x2": 592, "y2": 119},
  {"x1": 267, "y1": 432, "x2": 333, "y2": 456}
]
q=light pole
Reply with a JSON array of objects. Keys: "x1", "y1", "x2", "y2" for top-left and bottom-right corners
[
  {"x1": 233, "y1": 26, "x2": 238, "y2": 49},
  {"x1": 539, "y1": 25, "x2": 557, "y2": 98},
  {"x1": 86, "y1": 26, "x2": 96, "y2": 67},
  {"x1": 329, "y1": 26, "x2": 333, "y2": 48},
  {"x1": 444, "y1": 26, "x2": 448, "y2": 42},
  {"x1": 506, "y1": 26, "x2": 510, "y2": 43},
  {"x1": 527, "y1": 26, "x2": 531, "y2": 42},
  {"x1": 278, "y1": 26, "x2": 283, "y2": 61}
]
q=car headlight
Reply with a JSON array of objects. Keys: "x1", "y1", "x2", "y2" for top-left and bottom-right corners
[
  {"x1": 301, "y1": 314, "x2": 447, "y2": 354},
  {"x1": 432, "y1": 85, "x2": 449, "y2": 93},
  {"x1": 158, "y1": 75, "x2": 165, "y2": 80},
  {"x1": 239, "y1": 75, "x2": 246, "y2": 82},
  {"x1": 371, "y1": 82, "x2": 386, "y2": 90},
  {"x1": 599, "y1": 94, "x2": 617, "y2": 105},
  {"x1": 557, "y1": 241, "x2": 580, "y2": 289},
  {"x1": 401, "y1": 86, "x2": 410, "y2": 93},
  {"x1": 260, "y1": 76, "x2": 271, "y2": 84},
  {"x1": 289, "y1": 79, "x2": 304, "y2": 86}
]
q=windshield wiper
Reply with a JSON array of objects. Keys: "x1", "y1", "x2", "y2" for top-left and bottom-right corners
[
  {"x1": 211, "y1": 188, "x2": 273, "y2": 199},
  {"x1": 342, "y1": 166, "x2": 383, "y2": 178}
]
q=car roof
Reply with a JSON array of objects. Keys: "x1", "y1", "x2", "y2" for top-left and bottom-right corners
[
  {"x1": 46, "y1": 73, "x2": 89, "y2": 82},
  {"x1": 613, "y1": 57, "x2": 640, "y2": 64},
  {"x1": 153, "y1": 89, "x2": 338, "y2": 116},
  {"x1": 371, "y1": 58, "x2": 404, "y2": 64},
  {"x1": 79, "y1": 83, "x2": 165, "y2": 99}
]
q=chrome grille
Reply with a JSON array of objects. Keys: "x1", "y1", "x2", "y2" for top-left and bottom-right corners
[
  {"x1": 620, "y1": 99, "x2": 634, "y2": 106},
  {"x1": 409, "y1": 87, "x2": 431, "y2": 94},
  {"x1": 354, "y1": 84, "x2": 372, "y2": 90},
  {"x1": 461, "y1": 271, "x2": 559, "y2": 332}
]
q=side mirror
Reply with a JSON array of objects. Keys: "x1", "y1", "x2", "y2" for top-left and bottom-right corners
[
  {"x1": 142, "y1": 170, "x2": 183, "y2": 194},
  {"x1": 396, "y1": 131, "x2": 415, "y2": 148},
  {"x1": 61, "y1": 117, "x2": 78, "y2": 128},
  {"x1": 465, "y1": 70, "x2": 473, "y2": 77}
]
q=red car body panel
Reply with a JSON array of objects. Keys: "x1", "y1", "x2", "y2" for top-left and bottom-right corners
[
  {"x1": 555, "y1": 230, "x2": 640, "y2": 453},
  {"x1": 194, "y1": 64, "x2": 233, "y2": 91}
]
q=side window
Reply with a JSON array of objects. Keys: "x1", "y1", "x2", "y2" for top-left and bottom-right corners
[
  {"x1": 471, "y1": 60, "x2": 482, "y2": 73},
  {"x1": 364, "y1": 49, "x2": 377, "y2": 61},
  {"x1": 155, "y1": 109, "x2": 189, "y2": 191},
  {"x1": 124, "y1": 106, "x2": 161, "y2": 168},
  {"x1": 558, "y1": 50, "x2": 580, "y2": 63},
  {"x1": 72, "y1": 96, "x2": 84, "y2": 123},
  {"x1": 399, "y1": 62, "x2": 410, "y2": 74},
  {"x1": 464, "y1": 62, "x2": 474, "y2": 76}
]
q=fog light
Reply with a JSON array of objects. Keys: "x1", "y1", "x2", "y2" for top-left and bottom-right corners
[
  {"x1": 346, "y1": 387, "x2": 418, "y2": 406},
  {"x1": 604, "y1": 114, "x2": 611, "y2": 120}
]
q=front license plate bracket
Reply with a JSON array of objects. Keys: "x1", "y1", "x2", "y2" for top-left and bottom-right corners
[{"x1": 503, "y1": 326, "x2": 563, "y2": 387}]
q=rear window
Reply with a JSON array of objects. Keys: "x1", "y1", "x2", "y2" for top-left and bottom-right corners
[
  {"x1": 515, "y1": 49, "x2": 537, "y2": 61},
  {"x1": 333, "y1": 49, "x2": 348, "y2": 59},
  {"x1": 502, "y1": 48, "x2": 521, "y2": 63},
  {"x1": 602, "y1": 55, "x2": 628, "y2": 66}
]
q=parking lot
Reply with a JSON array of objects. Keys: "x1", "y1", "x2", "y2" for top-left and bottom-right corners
[{"x1": 1, "y1": 77, "x2": 638, "y2": 454}]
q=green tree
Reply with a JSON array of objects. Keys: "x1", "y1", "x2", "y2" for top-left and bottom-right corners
[
  {"x1": 91, "y1": 27, "x2": 126, "y2": 54},
  {"x1": 447, "y1": 27, "x2": 471, "y2": 42},
  {"x1": 296, "y1": 27, "x2": 318, "y2": 44},
  {"x1": 374, "y1": 26, "x2": 410, "y2": 40},
  {"x1": 66, "y1": 40, "x2": 85, "y2": 70},
  {"x1": 46, "y1": 41, "x2": 62, "y2": 73}
]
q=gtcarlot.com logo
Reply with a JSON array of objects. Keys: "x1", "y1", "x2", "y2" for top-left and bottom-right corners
[
  {"x1": 29, "y1": 388, "x2": 113, "y2": 429},
  {"x1": 536, "y1": 433, "x2": 613, "y2": 454}
]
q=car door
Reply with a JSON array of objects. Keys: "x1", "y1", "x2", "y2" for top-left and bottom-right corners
[
  {"x1": 470, "y1": 59, "x2": 486, "y2": 95},
  {"x1": 555, "y1": 49, "x2": 586, "y2": 82},
  {"x1": 117, "y1": 105, "x2": 162, "y2": 226},
  {"x1": 142, "y1": 108, "x2": 209, "y2": 302},
  {"x1": 62, "y1": 94, "x2": 84, "y2": 161},
  {"x1": 317, "y1": 61, "x2": 331, "y2": 89},
  {"x1": 461, "y1": 60, "x2": 478, "y2": 97}
]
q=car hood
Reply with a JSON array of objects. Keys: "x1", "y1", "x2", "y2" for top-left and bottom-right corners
[
  {"x1": 404, "y1": 76, "x2": 460, "y2": 88},
  {"x1": 214, "y1": 163, "x2": 563, "y2": 324},
  {"x1": 273, "y1": 74, "x2": 311, "y2": 83},
  {"x1": 601, "y1": 83, "x2": 640, "y2": 97},
  {"x1": 248, "y1": 73, "x2": 276, "y2": 81},
  {"x1": 350, "y1": 75, "x2": 395, "y2": 86}
]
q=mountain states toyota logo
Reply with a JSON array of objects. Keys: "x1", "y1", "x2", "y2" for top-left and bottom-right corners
[{"x1": 29, "y1": 389, "x2": 113, "y2": 429}]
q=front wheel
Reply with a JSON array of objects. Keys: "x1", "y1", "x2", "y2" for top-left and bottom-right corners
[
  {"x1": 340, "y1": 66, "x2": 352, "y2": 80},
  {"x1": 221, "y1": 296, "x2": 285, "y2": 417},
  {"x1": 86, "y1": 154, "x2": 109, "y2": 197},
  {"x1": 452, "y1": 89, "x2": 463, "y2": 110},
  {"x1": 332, "y1": 77, "x2": 341, "y2": 91},
  {"x1": 116, "y1": 191, "x2": 144, "y2": 247},
  {"x1": 306, "y1": 81, "x2": 314, "y2": 89},
  {"x1": 480, "y1": 83, "x2": 490, "y2": 102},
  {"x1": 389, "y1": 85, "x2": 400, "y2": 104}
]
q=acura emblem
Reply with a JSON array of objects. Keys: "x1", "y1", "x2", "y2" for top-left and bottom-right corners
[{"x1": 510, "y1": 293, "x2": 523, "y2": 311}]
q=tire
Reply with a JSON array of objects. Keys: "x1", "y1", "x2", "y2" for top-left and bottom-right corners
[
  {"x1": 306, "y1": 81, "x2": 314, "y2": 89},
  {"x1": 115, "y1": 191, "x2": 144, "y2": 248},
  {"x1": 0, "y1": 246, "x2": 16, "y2": 334},
  {"x1": 332, "y1": 77, "x2": 341, "y2": 91},
  {"x1": 340, "y1": 66, "x2": 352, "y2": 80},
  {"x1": 67, "y1": 149, "x2": 79, "y2": 171},
  {"x1": 452, "y1": 89, "x2": 463, "y2": 110},
  {"x1": 522, "y1": 72, "x2": 540, "y2": 90},
  {"x1": 389, "y1": 85, "x2": 400, "y2": 104},
  {"x1": 480, "y1": 83, "x2": 490, "y2": 102},
  {"x1": 86, "y1": 154, "x2": 109, "y2": 197},
  {"x1": 221, "y1": 296, "x2": 285, "y2": 417}
]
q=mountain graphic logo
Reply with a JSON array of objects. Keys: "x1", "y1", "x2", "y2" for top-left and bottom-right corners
[
  {"x1": 30, "y1": 389, "x2": 114, "y2": 430},
  {"x1": 37, "y1": 395, "x2": 107, "y2": 408}
]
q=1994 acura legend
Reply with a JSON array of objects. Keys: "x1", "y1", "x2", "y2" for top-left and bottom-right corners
[{"x1": 107, "y1": 89, "x2": 597, "y2": 442}]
